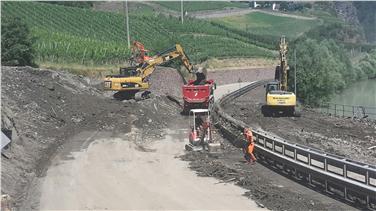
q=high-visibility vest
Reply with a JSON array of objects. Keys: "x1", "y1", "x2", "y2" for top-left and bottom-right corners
[{"x1": 245, "y1": 130, "x2": 253, "y2": 143}]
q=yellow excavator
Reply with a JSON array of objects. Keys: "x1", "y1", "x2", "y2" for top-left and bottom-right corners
[
  {"x1": 262, "y1": 36, "x2": 297, "y2": 116},
  {"x1": 104, "y1": 44, "x2": 196, "y2": 100}
]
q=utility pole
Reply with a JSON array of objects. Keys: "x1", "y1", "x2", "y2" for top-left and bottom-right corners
[
  {"x1": 294, "y1": 49, "x2": 297, "y2": 95},
  {"x1": 181, "y1": 0, "x2": 184, "y2": 24},
  {"x1": 124, "y1": 0, "x2": 130, "y2": 48}
]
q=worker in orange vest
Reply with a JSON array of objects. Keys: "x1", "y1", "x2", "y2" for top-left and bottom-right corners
[{"x1": 243, "y1": 128, "x2": 257, "y2": 163}]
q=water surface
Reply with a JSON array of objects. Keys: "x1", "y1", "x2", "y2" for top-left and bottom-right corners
[{"x1": 331, "y1": 79, "x2": 376, "y2": 107}]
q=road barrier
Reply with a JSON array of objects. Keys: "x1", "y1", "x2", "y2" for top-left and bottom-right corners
[{"x1": 213, "y1": 80, "x2": 376, "y2": 210}]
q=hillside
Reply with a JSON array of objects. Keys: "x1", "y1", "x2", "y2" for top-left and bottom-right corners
[
  {"x1": 1, "y1": 1, "x2": 274, "y2": 71},
  {"x1": 6, "y1": 1, "x2": 370, "y2": 75}
]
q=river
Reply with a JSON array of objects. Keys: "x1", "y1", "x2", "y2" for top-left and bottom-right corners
[
  {"x1": 329, "y1": 79, "x2": 376, "y2": 119},
  {"x1": 331, "y1": 79, "x2": 376, "y2": 107}
]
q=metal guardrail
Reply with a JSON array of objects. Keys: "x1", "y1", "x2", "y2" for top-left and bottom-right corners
[{"x1": 213, "y1": 80, "x2": 376, "y2": 210}]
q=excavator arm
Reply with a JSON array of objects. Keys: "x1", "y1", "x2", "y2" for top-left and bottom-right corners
[
  {"x1": 279, "y1": 36, "x2": 289, "y2": 91},
  {"x1": 139, "y1": 44, "x2": 195, "y2": 82}
]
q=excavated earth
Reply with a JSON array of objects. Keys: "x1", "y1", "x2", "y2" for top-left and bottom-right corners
[
  {"x1": 224, "y1": 85, "x2": 376, "y2": 165},
  {"x1": 1, "y1": 66, "x2": 271, "y2": 209},
  {"x1": 1, "y1": 66, "x2": 181, "y2": 209},
  {"x1": 1, "y1": 66, "x2": 357, "y2": 210}
]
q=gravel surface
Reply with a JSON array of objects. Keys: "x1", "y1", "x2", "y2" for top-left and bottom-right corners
[
  {"x1": 149, "y1": 66, "x2": 185, "y2": 97},
  {"x1": 1, "y1": 66, "x2": 180, "y2": 209},
  {"x1": 181, "y1": 139, "x2": 354, "y2": 211},
  {"x1": 224, "y1": 84, "x2": 376, "y2": 165}
]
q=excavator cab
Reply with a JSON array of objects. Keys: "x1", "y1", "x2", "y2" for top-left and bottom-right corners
[
  {"x1": 265, "y1": 81, "x2": 279, "y2": 94},
  {"x1": 185, "y1": 109, "x2": 221, "y2": 152},
  {"x1": 119, "y1": 67, "x2": 138, "y2": 77}
]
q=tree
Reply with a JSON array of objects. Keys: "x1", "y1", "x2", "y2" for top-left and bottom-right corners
[
  {"x1": 1, "y1": 16, "x2": 36, "y2": 66},
  {"x1": 289, "y1": 38, "x2": 349, "y2": 105}
]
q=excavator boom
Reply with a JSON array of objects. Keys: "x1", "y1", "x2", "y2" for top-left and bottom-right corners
[
  {"x1": 139, "y1": 44, "x2": 194, "y2": 81},
  {"x1": 279, "y1": 37, "x2": 288, "y2": 91},
  {"x1": 104, "y1": 43, "x2": 196, "y2": 100}
]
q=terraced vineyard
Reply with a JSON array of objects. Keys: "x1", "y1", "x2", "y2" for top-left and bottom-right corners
[
  {"x1": 1, "y1": 1, "x2": 273, "y2": 66},
  {"x1": 155, "y1": 1, "x2": 249, "y2": 12}
]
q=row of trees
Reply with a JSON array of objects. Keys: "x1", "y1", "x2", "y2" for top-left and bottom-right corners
[
  {"x1": 289, "y1": 38, "x2": 376, "y2": 106},
  {"x1": 285, "y1": 15, "x2": 375, "y2": 106}
]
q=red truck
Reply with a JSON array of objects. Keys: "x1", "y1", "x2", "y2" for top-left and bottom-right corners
[{"x1": 182, "y1": 79, "x2": 216, "y2": 114}]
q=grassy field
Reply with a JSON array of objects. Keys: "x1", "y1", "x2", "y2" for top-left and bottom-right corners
[
  {"x1": 1, "y1": 1, "x2": 273, "y2": 72},
  {"x1": 213, "y1": 11, "x2": 321, "y2": 38},
  {"x1": 155, "y1": 1, "x2": 249, "y2": 12}
]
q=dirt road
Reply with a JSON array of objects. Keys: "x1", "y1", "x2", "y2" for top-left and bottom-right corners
[
  {"x1": 38, "y1": 129, "x2": 259, "y2": 210},
  {"x1": 37, "y1": 83, "x2": 261, "y2": 210}
]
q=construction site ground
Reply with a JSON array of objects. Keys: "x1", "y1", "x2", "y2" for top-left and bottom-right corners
[
  {"x1": 0, "y1": 66, "x2": 362, "y2": 210},
  {"x1": 224, "y1": 85, "x2": 376, "y2": 165},
  {"x1": 1, "y1": 67, "x2": 268, "y2": 210}
]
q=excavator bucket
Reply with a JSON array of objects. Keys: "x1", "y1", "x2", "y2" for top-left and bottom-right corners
[
  {"x1": 208, "y1": 142, "x2": 221, "y2": 153},
  {"x1": 185, "y1": 143, "x2": 204, "y2": 152},
  {"x1": 185, "y1": 142, "x2": 221, "y2": 153}
]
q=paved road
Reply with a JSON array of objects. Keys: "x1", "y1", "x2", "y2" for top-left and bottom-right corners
[
  {"x1": 191, "y1": 8, "x2": 316, "y2": 19},
  {"x1": 215, "y1": 81, "x2": 253, "y2": 100},
  {"x1": 38, "y1": 82, "x2": 262, "y2": 210}
]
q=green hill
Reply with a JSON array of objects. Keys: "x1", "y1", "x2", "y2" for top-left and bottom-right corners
[{"x1": 1, "y1": 1, "x2": 274, "y2": 68}]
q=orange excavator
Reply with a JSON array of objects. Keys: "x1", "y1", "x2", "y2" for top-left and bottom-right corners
[{"x1": 129, "y1": 41, "x2": 152, "y2": 66}]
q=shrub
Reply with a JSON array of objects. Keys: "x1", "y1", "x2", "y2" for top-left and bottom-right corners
[{"x1": 1, "y1": 16, "x2": 36, "y2": 66}]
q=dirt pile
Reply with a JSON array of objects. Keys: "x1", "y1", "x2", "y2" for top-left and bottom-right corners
[
  {"x1": 148, "y1": 66, "x2": 185, "y2": 97},
  {"x1": 1, "y1": 66, "x2": 180, "y2": 208},
  {"x1": 224, "y1": 85, "x2": 376, "y2": 164}
]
